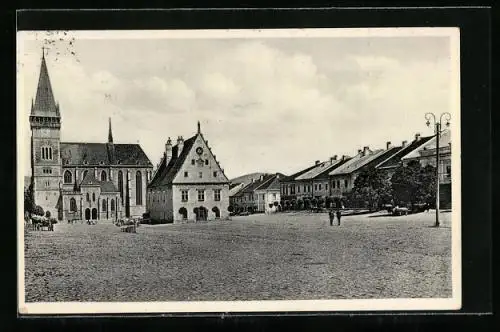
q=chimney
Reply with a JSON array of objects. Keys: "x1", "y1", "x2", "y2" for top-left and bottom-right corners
[
  {"x1": 260, "y1": 174, "x2": 264, "y2": 181},
  {"x1": 363, "y1": 146, "x2": 369, "y2": 156},
  {"x1": 386, "y1": 141, "x2": 392, "y2": 150},
  {"x1": 358, "y1": 149, "x2": 362, "y2": 155},
  {"x1": 415, "y1": 133, "x2": 421, "y2": 141},
  {"x1": 177, "y1": 136, "x2": 184, "y2": 156},
  {"x1": 402, "y1": 140, "x2": 408, "y2": 147},
  {"x1": 165, "y1": 137, "x2": 172, "y2": 165},
  {"x1": 315, "y1": 160, "x2": 320, "y2": 165}
]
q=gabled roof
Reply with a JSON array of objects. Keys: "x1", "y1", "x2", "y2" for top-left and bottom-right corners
[
  {"x1": 255, "y1": 173, "x2": 285, "y2": 191},
  {"x1": 60, "y1": 142, "x2": 152, "y2": 167},
  {"x1": 148, "y1": 135, "x2": 197, "y2": 188},
  {"x1": 281, "y1": 164, "x2": 320, "y2": 182},
  {"x1": 229, "y1": 183, "x2": 246, "y2": 196},
  {"x1": 295, "y1": 158, "x2": 347, "y2": 181},
  {"x1": 80, "y1": 171, "x2": 100, "y2": 186},
  {"x1": 80, "y1": 172, "x2": 119, "y2": 192},
  {"x1": 329, "y1": 149, "x2": 392, "y2": 176},
  {"x1": 401, "y1": 130, "x2": 451, "y2": 160},
  {"x1": 31, "y1": 53, "x2": 59, "y2": 117},
  {"x1": 376, "y1": 136, "x2": 434, "y2": 169},
  {"x1": 240, "y1": 174, "x2": 276, "y2": 193}
]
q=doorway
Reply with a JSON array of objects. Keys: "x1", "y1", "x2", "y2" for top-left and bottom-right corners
[
  {"x1": 193, "y1": 206, "x2": 208, "y2": 221},
  {"x1": 91, "y1": 208, "x2": 98, "y2": 220},
  {"x1": 85, "y1": 208, "x2": 91, "y2": 220}
]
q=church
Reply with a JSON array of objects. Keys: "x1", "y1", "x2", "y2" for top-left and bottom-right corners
[
  {"x1": 147, "y1": 123, "x2": 230, "y2": 223},
  {"x1": 29, "y1": 52, "x2": 153, "y2": 222}
]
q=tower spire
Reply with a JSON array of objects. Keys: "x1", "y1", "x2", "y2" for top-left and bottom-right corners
[
  {"x1": 108, "y1": 117, "x2": 114, "y2": 143},
  {"x1": 197, "y1": 120, "x2": 201, "y2": 134},
  {"x1": 31, "y1": 48, "x2": 58, "y2": 116}
]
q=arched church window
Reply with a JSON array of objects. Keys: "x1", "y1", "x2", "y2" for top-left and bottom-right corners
[
  {"x1": 136, "y1": 171, "x2": 142, "y2": 205},
  {"x1": 101, "y1": 170, "x2": 107, "y2": 181},
  {"x1": 82, "y1": 170, "x2": 88, "y2": 181},
  {"x1": 86, "y1": 193, "x2": 90, "y2": 202},
  {"x1": 92, "y1": 193, "x2": 96, "y2": 202},
  {"x1": 63, "y1": 170, "x2": 73, "y2": 184},
  {"x1": 102, "y1": 199, "x2": 107, "y2": 211},
  {"x1": 70, "y1": 198, "x2": 77, "y2": 212},
  {"x1": 118, "y1": 171, "x2": 124, "y2": 203}
]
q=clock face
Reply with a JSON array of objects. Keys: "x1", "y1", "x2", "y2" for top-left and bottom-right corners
[{"x1": 196, "y1": 147, "x2": 203, "y2": 155}]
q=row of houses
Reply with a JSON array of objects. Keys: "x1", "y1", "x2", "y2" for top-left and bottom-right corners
[{"x1": 229, "y1": 130, "x2": 452, "y2": 211}]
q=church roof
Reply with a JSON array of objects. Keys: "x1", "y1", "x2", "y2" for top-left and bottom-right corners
[
  {"x1": 148, "y1": 135, "x2": 197, "y2": 188},
  {"x1": 31, "y1": 53, "x2": 59, "y2": 117},
  {"x1": 60, "y1": 142, "x2": 152, "y2": 167},
  {"x1": 80, "y1": 171, "x2": 119, "y2": 192}
]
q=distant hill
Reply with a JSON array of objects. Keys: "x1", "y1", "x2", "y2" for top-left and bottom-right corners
[{"x1": 230, "y1": 172, "x2": 266, "y2": 186}]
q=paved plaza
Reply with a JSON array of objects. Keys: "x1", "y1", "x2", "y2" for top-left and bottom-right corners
[{"x1": 24, "y1": 211, "x2": 452, "y2": 302}]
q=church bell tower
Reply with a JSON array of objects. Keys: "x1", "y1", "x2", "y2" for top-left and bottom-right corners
[{"x1": 29, "y1": 49, "x2": 62, "y2": 218}]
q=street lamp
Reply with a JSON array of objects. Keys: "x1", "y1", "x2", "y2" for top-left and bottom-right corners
[{"x1": 425, "y1": 112, "x2": 451, "y2": 227}]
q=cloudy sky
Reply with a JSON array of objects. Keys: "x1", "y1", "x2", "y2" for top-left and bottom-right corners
[{"x1": 17, "y1": 30, "x2": 457, "y2": 179}]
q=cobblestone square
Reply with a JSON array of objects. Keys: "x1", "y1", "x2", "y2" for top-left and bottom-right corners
[{"x1": 24, "y1": 211, "x2": 452, "y2": 302}]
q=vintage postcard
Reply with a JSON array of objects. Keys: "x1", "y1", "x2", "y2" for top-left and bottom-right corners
[{"x1": 17, "y1": 28, "x2": 461, "y2": 314}]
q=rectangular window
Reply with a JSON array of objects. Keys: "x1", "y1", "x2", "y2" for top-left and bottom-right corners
[
  {"x1": 337, "y1": 180, "x2": 340, "y2": 188},
  {"x1": 304, "y1": 185, "x2": 306, "y2": 192},
  {"x1": 198, "y1": 189, "x2": 205, "y2": 201},
  {"x1": 272, "y1": 193, "x2": 276, "y2": 200},
  {"x1": 181, "y1": 190, "x2": 188, "y2": 202},
  {"x1": 297, "y1": 185, "x2": 300, "y2": 193},
  {"x1": 446, "y1": 165, "x2": 451, "y2": 178},
  {"x1": 184, "y1": 171, "x2": 188, "y2": 177},
  {"x1": 205, "y1": 160, "x2": 209, "y2": 165},
  {"x1": 344, "y1": 180, "x2": 348, "y2": 188},
  {"x1": 213, "y1": 171, "x2": 217, "y2": 177},
  {"x1": 319, "y1": 184, "x2": 322, "y2": 190},
  {"x1": 214, "y1": 189, "x2": 221, "y2": 201},
  {"x1": 262, "y1": 194, "x2": 265, "y2": 200},
  {"x1": 325, "y1": 183, "x2": 328, "y2": 191},
  {"x1": 314, "y1": 184, "x2": 317, "y2": 191},
  {"x1": 199, "y1": 172, "x2": 203, "y2": 178},
  {"x1": 191, "y1": 159, "x2": 195, "y2": 165},
  {"x1": 332, "y1": 181, "x2": 335, "y2": 188}
]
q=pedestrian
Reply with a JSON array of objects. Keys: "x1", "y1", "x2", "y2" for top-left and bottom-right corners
[
  {"x1": 336, "y1": 209, "x2": 342, "y2": 226},
  {"x1": 328, "y1": 209, "x2": 335, "y2": 226}
]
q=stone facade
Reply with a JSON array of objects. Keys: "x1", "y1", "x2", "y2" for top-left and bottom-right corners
[
  {"x1": 147, "y1": 123, "x2": 230, "y2": 223},
  {"x1": 29, "y1": 53, "x2": 152, "y2": 222}
]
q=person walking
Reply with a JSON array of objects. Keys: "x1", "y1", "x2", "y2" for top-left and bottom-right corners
[
  {"x1": 328, "y1": 209, "x2": 335, "y2": 226},
  {"x1": 336, "y1": 209, "x2": 342, "y2": 226}
]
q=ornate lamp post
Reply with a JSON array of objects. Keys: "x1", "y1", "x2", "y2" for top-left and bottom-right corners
[{"x1": 425, "y1": 112, "x2": 451, "y2": 227}]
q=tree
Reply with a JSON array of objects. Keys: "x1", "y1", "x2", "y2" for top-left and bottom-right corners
[
  {"x1": 351, "y1": 167, "x2": 388, "y2": 210},
  {"x1": 325, "y1": 196, "x2": 333, "y2": 208},
  {"x1": 317, "y1": 197, "x2": 325, "y2": 208},
  {"x1": 34, "y1": 205, "x2": 44, "y2": 216},
  {"x1": 24, "y1": 183, "x2": 35, "y2": 216},
  {"x1": 45, "y1": 210, "x2": 51, "y2": 218},
  {"x1": 228, "y1": 205, "x2": 234, "y2": 213},
  {"x1": 391, "y1": 161, "x2": 436, "y2": 208}
]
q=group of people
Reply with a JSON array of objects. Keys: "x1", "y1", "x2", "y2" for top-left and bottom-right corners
[{"x1": 328, "y1": 209, "x2": 342, "y2": 226}]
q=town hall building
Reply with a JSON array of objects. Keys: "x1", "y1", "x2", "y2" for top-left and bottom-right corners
[
  {"x1": 29, "y1": 52, "x2": 153, "y2": 222},
  {"x1": 147, "y1": 123, "x2": 230, "y2": 223}
]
